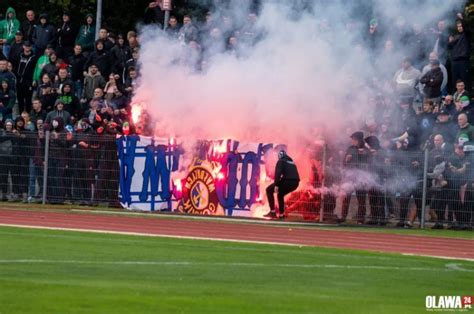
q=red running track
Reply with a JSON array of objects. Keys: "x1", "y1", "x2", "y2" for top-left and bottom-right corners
[{"x1": 0, "y1": 209, "x2": 473, "y2": 260}]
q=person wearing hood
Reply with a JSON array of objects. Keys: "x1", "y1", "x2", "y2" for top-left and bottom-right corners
[
  {"x1": 45, "y1": 99, "x2": 71, "y2": 126},
  {"x1": 58, "y1": 83, "x2": 80, "y2": 119},
  {"x1": 47, "y1": 116, "x2": 66, "y2": 204},
  {"x1": 32, "y1": 44, "x2": 53, "y2": 84},
  {"x1": 84, "y1": 40, "x2": 112, "y2": 80},
  {"x1": 75, "y1": 14, "x2": 95, "y2": 55},
  {"x1": 0, "y1": 7, "x2": 20, "y2": 59},
  {"x1": 56, "y1": 11, "x2": 77, "y2": 60},
  {"x1": 32, "y1": 13, "x2": 56, "y2": 56},
  {"x1": 264, "y1": 150, "x2": 300, "y2": 219}
]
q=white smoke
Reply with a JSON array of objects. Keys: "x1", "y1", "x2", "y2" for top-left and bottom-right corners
[{"x1": 134, "y1": 0, "x2": 464, "y2": 181}]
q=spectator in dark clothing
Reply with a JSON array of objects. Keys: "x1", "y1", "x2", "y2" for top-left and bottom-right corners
[
  {"x1": 417, "y1": 100, "x2": 437, "y2": 147},
  {"x1": 123, "y1": 48, "x2": 139, "y2": 84},
  {"x1": 40, "y1": 51, "x2": 62, "y2": 79},
  {"x1": 11, "y1": 117, "x2": 29, "y2": 201},
  {"x1": 419, "y1": 59, "x2": 443, "y2": 103},
  {"x1": 0, "y1": 59, "x2": 16, "y2": 89},
  {"x1": 32, "y1": 14, "x2": 56, "y2": 56},
  {"x1": 0, "y1": 119, "x2": 14, "y2": 200},
  {"x1": 431, "y1": 20, "x2": 449, "y2": 65},
  {"x1": 75, "y1": 14, "x2": 95, "y2": 55},
  {"x1": 84, "y1": 40, "x2": 112, "y2": 80},
  {"x1": 8, "y1": 30, "x2": 24, "y2": 64},
  {"x1": 365, "y1": 135, "x2": 387, "y2": 225},
  {"x1": 71, "y1": 118, "x2": 95, "y2": 204},
  {"x1": 339, "y1": 131, "x2": 370, "y2": 224},
  {"x1": 68, "y1": 44, "x2": 86, "y2": 98},
  {"x1": 408, "y1": 23, "x2": 429, "y2": 70},
  {"x1": 178, "y1": 15, "x2": 199, "y2": 44},
  {"x1": 29, "y1": 98, "x2": 47, "y2": 127},
  {"x1": 45, "y1": 99, "x2": 72, "y2": 126},
  {"x1": 0, "y1": 79, "x2": 15, "y2": 120},
  {"x1": 393, "y1": 139, "x2": 424, "y2": 228},
  {"x1": 37, "y1": 73, "x2": 56, "y2": 112},
  {"x1": 166, "y1": 16, "x2": 180, "y2": 39},
  {"x1": 446, "y1": 145, "x2": 470, "y2": 229},
  {"x1": 98, "y1": 28, "x2": 114, "y2": 52},
  {"x1": 56, "y1": 11, "x2": 77, "y2": 60},
  {"x1": 21, "y1": 10, "x2": 37, "y2": 43},
  {"x1": 143, "y1": 1, "x2": 165, "y2": 26},
  {"x1": 264, "y1": 150, "x2": 300, "y2": 219},
  {"x1": 58, "y1": 83, "x2": 80, "y2": 119},
  {"x1": 110, "y1": 34, "x2": 131, "y2": 75},
  {"x1": 448, "y1": 20, "x2": 471, "y2": 92},
  {"x1": 81, "y1": 64, "x2": 106, "y2": 104},
  {"x1": 15, "y1": 41, "x2": 37, "y2": 113},
  {"x1": 53, "y1": 67, "x2": 74, "y2": 95},
  {"x1": 47, "y1": 116, "x2": 66, "y2": 204},
  {"x1": 432, "y1": 109, "x2": 458, "y2": 145}
]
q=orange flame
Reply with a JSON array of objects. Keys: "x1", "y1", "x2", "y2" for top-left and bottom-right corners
[
  {"x1": 174, "y1": 179, "x2": 182, "y2": 192},
  {"x1": 131, "y1": 103, "x2": 144, "y2": 124}
]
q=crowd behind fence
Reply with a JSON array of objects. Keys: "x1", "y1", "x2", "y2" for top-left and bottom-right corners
[{"x1": 0, "y1": 130, "x2": 472, "y2": 230}]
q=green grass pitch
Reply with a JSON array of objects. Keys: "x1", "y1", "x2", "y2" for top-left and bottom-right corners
[{"x1": 0, "y1": 225, "x2": 472, "y2": 313}]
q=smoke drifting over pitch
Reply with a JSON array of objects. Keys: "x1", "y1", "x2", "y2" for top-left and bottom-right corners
[{"x1": 134, "y1": 0, "x2": 463, "y2": 159}]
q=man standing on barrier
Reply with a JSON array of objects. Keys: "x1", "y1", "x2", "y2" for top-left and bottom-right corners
[{"x1": 264, "y1": 150, "x2": 300, "y2": 219}]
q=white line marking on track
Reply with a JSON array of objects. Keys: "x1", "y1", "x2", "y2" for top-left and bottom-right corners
[{"x1": 0, "y1": 259, "x2": 469, "y2": 272}]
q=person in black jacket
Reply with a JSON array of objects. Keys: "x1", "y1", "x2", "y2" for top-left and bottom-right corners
[
  {"x1": 10, "y1": 117, "x2": 29, "y2": 201},
  {"x1": 15, "y1": 41, "x2": 37, "y2": 113},
  {"x1": 448, "y1": 19, "x2": 471, "y2": 92},
  {"x1": 67, "y1": 44, "x2": 86, "y2": 99},
  {"x1": 420, "y1": 59, "x2": 443, "y2": 103},
  {"x1": 110, "y1": 34, "x2": 131, "y2": 75},
  {"x1": 84, "y1": 40, "x2": 112, "y2": 80},
  {"x1": 20, "y1": 10, "x2": 37, "y2": 43},
  {"x1": 8, "y1": 30, "x2": 24, "y2": 65},
  {"x1": 32, "y1": 14, "x2": 56, "y2": 56},
  {"x1": 56, "y1": 11, "x2": 77, "y2": 60},
  {"x1": 339, "y1": 131, "x2": 370, "y2": 224},
  {"x1": 264, "y1": 150, "x2": 300, "y2": 219}
]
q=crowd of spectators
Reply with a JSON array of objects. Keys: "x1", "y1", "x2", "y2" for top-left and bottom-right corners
[{"x1": 0, "y1": 3, "x2": 471, "y2": 230}]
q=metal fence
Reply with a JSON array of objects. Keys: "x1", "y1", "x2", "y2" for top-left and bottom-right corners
[
  {"x1": 0, "y1": 130, "x2": 120, "y2": 207},
  {"x1": 0, "y1": 131, "x2": 472, "y2": 230},
  {"x1": 286, "y1": 144, "x2": 473, "y2": 230}
]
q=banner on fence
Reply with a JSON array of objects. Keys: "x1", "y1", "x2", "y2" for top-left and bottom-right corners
[{"x1": 116, "y1": 135, "x2": 284, "y2": 217}]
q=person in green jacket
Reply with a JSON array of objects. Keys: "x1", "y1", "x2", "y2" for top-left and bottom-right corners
[
  {"x1": 33, "y1": 45, "x2": 54, "y2": 85},
  {"x1": 0, "y1": 7, "x2": 20, "y2": 59},
  {"x1": 75, "y1": 14, "x2": 95, "y2": 56}
]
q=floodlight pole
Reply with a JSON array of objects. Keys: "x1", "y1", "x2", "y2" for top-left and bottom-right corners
[{"x1": 95, "y1": 0, "x2": 103, "y2": 40}]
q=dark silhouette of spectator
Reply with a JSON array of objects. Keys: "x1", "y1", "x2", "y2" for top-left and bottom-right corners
[
  {"x1": 32, "y1": 14, "x2": 56, "y2": 56},
  {"x1": 75, "y1": 14, "x2": 95, "y2": 56},
  {"x1": 56, "y1": 11, "x2": 77, "y2": 60}
]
